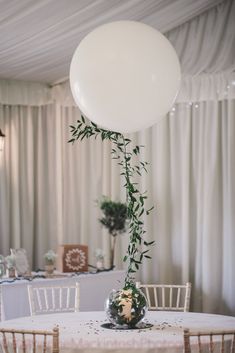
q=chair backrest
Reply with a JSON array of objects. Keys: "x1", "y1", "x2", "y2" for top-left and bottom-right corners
[
  {"x1": 0, "y1": 326, "x2": 59, "y2": 353},
  {"x1": 183, "y1": 328, "x2": 235, "y2": 353},
  {"x1": 28, "y1": 282, "x2": 79, "y2": 315},
  {"x1": 136, "y1": 282, "x2": 191, "y2": 311}
]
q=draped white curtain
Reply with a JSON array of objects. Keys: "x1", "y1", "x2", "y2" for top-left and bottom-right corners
[
  {"x1": 0, "y1": 0, "x2": 235, "y2": 316},
  {"x1": 1, "y1": 96, "x2": 234, "y2": 316}
]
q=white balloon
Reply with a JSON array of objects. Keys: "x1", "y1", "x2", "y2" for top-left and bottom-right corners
[{"x1": 70, "y1": 21, "x2": 181, "y2": 133}]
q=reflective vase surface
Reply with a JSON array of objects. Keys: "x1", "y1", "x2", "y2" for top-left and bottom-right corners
[
  {"x1": 96, "y1": 259, "x2": 104, "y2": 270},
  {"x1": 45, "y1": 264, "x2": 54, "y2": 277},
  {"x1": 105, "y1": 284, "x2": 148, "y2": 329},
  {"x1": 6, "y1": 267, "x2": 16, "y2": 278},
  {"x1": 0, "y1": 263, "x2": 5, "y2": 278}
]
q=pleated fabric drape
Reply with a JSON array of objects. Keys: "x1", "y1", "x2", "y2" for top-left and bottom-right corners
[{"x1": 1, "y1": 98, "x2": 234, "y2": 315}]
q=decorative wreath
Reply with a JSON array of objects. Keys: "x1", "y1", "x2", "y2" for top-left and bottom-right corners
[{"x1": 65, "y1": 248, "x2": 86, "y2": 271}]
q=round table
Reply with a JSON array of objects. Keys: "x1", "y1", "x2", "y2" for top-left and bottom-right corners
[{"x1": 0, "y1": 311, "x2": 235, "y2": 352}]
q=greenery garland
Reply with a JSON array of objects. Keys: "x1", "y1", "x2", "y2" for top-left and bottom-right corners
[{"x1": 69, "y1": 116, "x2": 154, "y2": 287}]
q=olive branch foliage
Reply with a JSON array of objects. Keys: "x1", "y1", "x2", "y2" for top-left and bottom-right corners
[{"x1": 69, "y1": 116, "x2": 154, "y2": 286}]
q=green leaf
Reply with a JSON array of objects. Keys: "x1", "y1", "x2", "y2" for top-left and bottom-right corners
[
  {"x1": 148, "y1": 240, "x2": 155, "y2": 245},
  {"x1": 146, "y1": 206, "x2": 154, "y2": 215},
  {"x1": 134, "y1": 204, "x2": 140, "y2": 212},
  {"x1": 129, "y1": 269, "x2": 136, "y2": 273}
]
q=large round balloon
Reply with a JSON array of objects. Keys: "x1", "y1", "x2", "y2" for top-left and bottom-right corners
[{"x1": 70, "y1": 21, "x2": 181, "y2": 133}]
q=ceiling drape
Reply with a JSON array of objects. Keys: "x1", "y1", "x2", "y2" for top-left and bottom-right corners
[
  {"x1": 0, "y1": 0, "x2": 234, "y2": 106},
  {"x1": 0, "y1": 0, "x2": 224, "y2": 83}
]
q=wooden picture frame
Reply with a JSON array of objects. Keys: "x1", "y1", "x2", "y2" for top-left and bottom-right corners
[{"x1": 57, "y1": 244, "x2": 88, "y2": 273}]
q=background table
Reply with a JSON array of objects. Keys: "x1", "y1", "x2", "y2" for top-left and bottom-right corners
[
  {"x1": 0, "y1": 270, "x2": 125, "y2": 320},
  {"x1": 0, "y1": 311, "x2": 235, "y2": 353}
]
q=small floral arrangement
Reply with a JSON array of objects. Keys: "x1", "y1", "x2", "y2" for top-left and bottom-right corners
[
  {"x1": 5, "y1": 254, "x2": 16, "y2": 269},
  {"x1": 94, "y1": 248, "x2": 105, "y2": 270},
  {"x1": 44, "y1": 250, "x2": 57, "y2": 265},
  {"x1": 94, "y1": 248, "x2": 105, "y2": 261}
]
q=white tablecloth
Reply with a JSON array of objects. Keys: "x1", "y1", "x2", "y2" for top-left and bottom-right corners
[
  {"x1": 0, "y1": 271, "x2": 125, "y2": 320},
  {"x1": 0, "y1": 311, "x2": 235, "y2": 353}
]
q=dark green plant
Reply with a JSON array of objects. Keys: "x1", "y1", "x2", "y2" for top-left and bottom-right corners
[
  {"x1": 69, "y1": 116, "x2": 154, "y2": 286},
  {"x1": 99, "y1": 198, "x2": 128, "y2": 268}
]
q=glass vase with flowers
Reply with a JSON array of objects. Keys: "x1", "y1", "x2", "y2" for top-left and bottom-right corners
[{"x1": 44, "y1": 250, "x2": 57, "y2": 276}]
